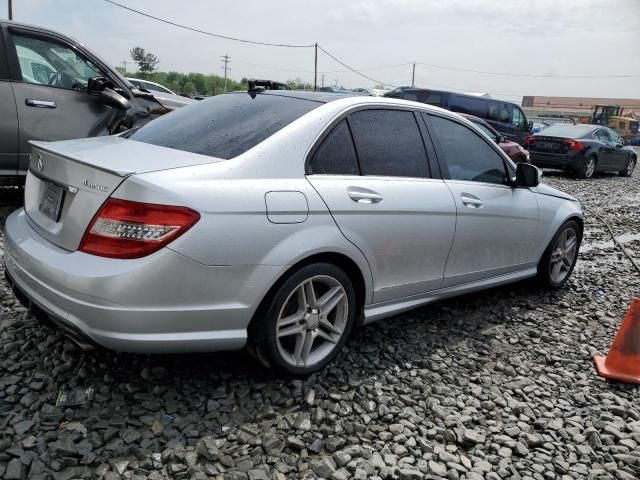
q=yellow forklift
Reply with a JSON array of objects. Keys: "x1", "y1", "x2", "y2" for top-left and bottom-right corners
[{"x1": 590, "y1": 105, "x2": 639, "y2": 140}]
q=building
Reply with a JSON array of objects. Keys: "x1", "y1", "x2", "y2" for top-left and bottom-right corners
[{"x1": 522, "y1": 96, "x2": 640, "y2": 117}]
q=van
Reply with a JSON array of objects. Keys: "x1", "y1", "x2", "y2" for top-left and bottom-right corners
[{"x1": 384, "y1": 87, "x2": 533, "y2": 145}]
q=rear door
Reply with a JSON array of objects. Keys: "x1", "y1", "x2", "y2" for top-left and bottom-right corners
[
  {"x1": 425, "y1": 113, "x2": 539, "y2": 287},
  {"x1": 593, "y1": 129, "x2": 617, "y2": 169},
  {"x1": 6, "y1": 27, "x2": 119, "y2": 174},
  {"x1": 604, "y1": 129, "x2": 628, "y2": 170},
  {"x1": 0, "y1": 25, "x2": 19, "y2": 176},
  {"x1": 307, "y1": 108, "x2": 457, "y2": 303}
]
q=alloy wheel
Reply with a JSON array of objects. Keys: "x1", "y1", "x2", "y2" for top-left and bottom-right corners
[
  {"x1": 584, "y1": 158, "x2": 596, "y2": 178},
  {"x1": 275, "y1": 275, "x2": 349, "y2": 368},
  {"x1": 549, "y1": 228, "x2": 578, "y2": 284},
  {"x1": 626, "y1": 160, "x2": 635, "y2": 176}
]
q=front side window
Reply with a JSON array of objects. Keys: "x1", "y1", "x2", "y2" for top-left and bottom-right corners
[
  {"x1": 349, "y1": 109, "x2": 429, "y2": 178},
  {"x1": 512, "y1": 107, "x2": 526, "y2": 130},
  {"x1": 309, "y1": 120, "x2": 359, "y2": 175},
  {"x1": 606, "y1": 129, "x2": 623, "y2": 145},
  {"x1": 428, "y1": 114, "x2": 509, "y2": 185},
  {"x1": 12, "y1": 33, "x2": 101, "y2": 90},
  {"x1": 594, "y1": 130, "x2": 608, "y2": 142},
  {"x1": 473, "y1": 122, "x2": 498, "y2": 142}
]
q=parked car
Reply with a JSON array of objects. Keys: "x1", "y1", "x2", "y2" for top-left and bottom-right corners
[
  {"x1": 458, "y1": 113, "x2": 530, "y2": 163},
  {"x1": 126, "y1": 77, "x2": 194, "y2": 110},
  {"x1": 5, "y1": 92, "x2": 583, "y2": 374},
  {"x1": 384, "y1": 87, "x2": 533, "y2": 145},
  {"x1": 0, "y1": 20, "x2": 168, "y2": 185},
  {"x1": 524, "y1": 124, "x2": 637, "y2": 179}
]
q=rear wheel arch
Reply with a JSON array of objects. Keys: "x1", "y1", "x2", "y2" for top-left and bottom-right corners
[{"x1": 248, "y1": 252, "x2": 368, "y2": 333}]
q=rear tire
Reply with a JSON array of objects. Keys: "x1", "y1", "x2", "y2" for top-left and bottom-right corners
[
  {"x1": 248, "y1": 263, "x2": 357, "y2": 375},
  {"x1": 537, "y1": 220, "x2": 581, "y2": 289},
  {"x1": 575, "y1": 156, "x2": 596, "y2": 179},
  {"x1": 619, "y1": 158, "x2": 636, "y2": 177}
]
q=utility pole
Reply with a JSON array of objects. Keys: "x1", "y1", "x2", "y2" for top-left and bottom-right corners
[
  {"x1": 221, "y1": 54, "x2": 230, "y2": 92},
  {"x1": 411, "y1": 63, "x2": 416, "y2": 87},
  {"x1": 121, "y1": 60, "x2": 128, "y2": 75},
  {"x1": 320, "y1": 74, "x2": 325, "y2": 88},
  {"x1": 8, "y1": 0, "x2": 13, "y2": 20},
  {"x1": 314, "y1": 43, "x2": 318, "y2": 92}
]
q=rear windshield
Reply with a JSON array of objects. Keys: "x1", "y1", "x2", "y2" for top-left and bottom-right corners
[
  {"x1": 536, "y1": 124, "x2": 595, "y2": 138},
  {"x1": 126, "y1": 93, "x2": 322, "y2": 159}
]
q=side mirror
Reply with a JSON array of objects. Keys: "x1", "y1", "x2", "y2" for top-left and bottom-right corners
[
  {"x1": 99, "y1": 88, "x2": 131, "y2": 111},
  {"x1": 527, "y1": 120, "x2": 533, "y2": 132},
  {"x1": 497, "y1": 134, "x2": 507, "y2": 144},
  {"x1": 624, "y1": 139, "x2": 630, "y2": 146},
  {"x1": 515, "y1": 162, "x2": 541, "y2": 188}
]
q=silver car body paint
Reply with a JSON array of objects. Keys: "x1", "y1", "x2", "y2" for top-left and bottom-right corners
[{"x1": 4, "y1": 96, "x2": 583, "y2": 353}]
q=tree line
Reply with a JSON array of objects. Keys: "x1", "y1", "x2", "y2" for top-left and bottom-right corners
[{"x1": 122, "y1": 46, "x2": 315, "y2": 96}]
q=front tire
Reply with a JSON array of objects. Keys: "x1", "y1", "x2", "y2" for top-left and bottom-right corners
[
  {"x1": 249, "y1": 263, "x2": 357, "y2": 375},
  {"x1": 537, "y1": 220, "x2": 581, "y2": 288},
  {"x1": 620, "y1": 158, "x2": 636, "y2": 177}
]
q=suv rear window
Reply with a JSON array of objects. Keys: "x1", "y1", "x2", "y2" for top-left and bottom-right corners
[{"x1": 127, "y1": 93, "x2": 321, "y2": 159}]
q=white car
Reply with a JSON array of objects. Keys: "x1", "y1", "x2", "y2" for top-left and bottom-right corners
[
  {"x1": 4, "y1": 92, "x2": 583, "y2": 375},
  {"x1": 126, "y1": 78, "x2": 194, "y2": 110}
]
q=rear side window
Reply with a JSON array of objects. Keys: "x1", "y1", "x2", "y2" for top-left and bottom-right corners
[
  {"x1": 127, "y1": 93, "x2": 321, "y2": 159},
  {"x1": 451, "y1": 95, "x2": 487, "y2": 117},
  {"x1": 349, "y1": 109, "x2": 429, "y2": 178},
  {"x1": 428, "y1": 114, "x2": 509, "y2": 185},
  {"x1": 309, "y1": 120, "x2": 359, "y2": 175}
]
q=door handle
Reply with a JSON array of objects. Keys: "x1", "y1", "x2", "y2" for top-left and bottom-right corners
[
  {"x1": 348, "y1": 188, "x2": 383, "y2": 204},
  {"x1": 25, "y1": 99, "x2": 57, "y2": 108},
  {"x1": 461, "y1": 195, "x2": 483, "y2": 208}
]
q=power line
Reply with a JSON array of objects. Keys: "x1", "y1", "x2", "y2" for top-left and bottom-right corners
[
  {"x1": 317, "y1": 45, "x2": 399, "y2": 88},
  {"x1": 102, "y1": 0, "x2": 314, "y2": 48},
  {"x1": 415, "y1": 62, "x2": 640, "y2": 79}
]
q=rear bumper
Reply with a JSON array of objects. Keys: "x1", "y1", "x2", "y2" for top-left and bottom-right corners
[
  {"x1": 529, "y1": 152, "x2": 583, "y2": 170},
  {"x1": 4, "y1": 209, "x2": 282, "y2": 353}
]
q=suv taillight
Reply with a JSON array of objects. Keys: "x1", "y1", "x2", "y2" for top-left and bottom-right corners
[{"x1": 79, "y1": 198, "x2": 200, "y2": 259}]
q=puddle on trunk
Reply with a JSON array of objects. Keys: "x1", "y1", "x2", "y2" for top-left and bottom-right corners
[{"x1": 581, "y1": 232, "x2": 640, "y2": 253}]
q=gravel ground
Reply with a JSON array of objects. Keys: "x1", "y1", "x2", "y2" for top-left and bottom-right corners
[{"x1": 1, "y1": 167, "x2": 639, "y2": 480}]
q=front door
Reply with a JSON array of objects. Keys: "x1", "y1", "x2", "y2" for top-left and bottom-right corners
[
  {"x1": 7, "y1": 29, "x2": 118, "y2": 173},
  {"x1": 307, "y1": 109, "x2": 457, "y2": 303},
  {"x1": 425, "y1": 113, "x2": 539, "y2": 287}
]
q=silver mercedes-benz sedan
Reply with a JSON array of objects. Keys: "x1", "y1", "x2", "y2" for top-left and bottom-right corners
[{"x1": 4, "y1": 91, "x2": 583, "y2": 374}]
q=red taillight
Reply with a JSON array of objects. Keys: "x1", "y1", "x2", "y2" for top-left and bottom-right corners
[
  {"x1": 79, "y1": 198, "x2": 200, "y2": 259},
  {"x1": 523, "y1": 135, "x2": 536, "y2": 147},
  {"x1": 563, "y1": 139, "x2": 585, "y2": 152}
]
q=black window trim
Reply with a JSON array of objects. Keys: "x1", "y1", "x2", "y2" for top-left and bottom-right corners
[
  {"x1": 0, "y1": 25, "x2": 10, "y2": 80},
  {"x1": 305, "y1": 105, "x2": 437, "y2": 180},
  {"x1": 423, "y1": 111, "x2": 515, "y2": 187}
]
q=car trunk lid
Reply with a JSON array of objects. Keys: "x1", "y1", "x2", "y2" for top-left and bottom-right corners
[
  {"x1": 24, "y1": 137, "x2": 219, "y2": 251},
  {"x1": 526, "y1": 135, "x2": 571, "y2": 155}
]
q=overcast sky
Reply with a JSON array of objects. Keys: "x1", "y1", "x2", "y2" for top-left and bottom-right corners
[{"x1": 2, "y1": 0, "x2": 639, "y2": 101}]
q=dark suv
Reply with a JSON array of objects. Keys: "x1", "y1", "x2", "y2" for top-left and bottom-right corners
[{"x1": 384, "y1": 87, "x2": 532, "y2": 145}]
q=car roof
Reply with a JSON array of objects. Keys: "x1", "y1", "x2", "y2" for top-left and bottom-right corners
[{"x1": 0, "y1": 20, "x2": 82, "y2": 43}]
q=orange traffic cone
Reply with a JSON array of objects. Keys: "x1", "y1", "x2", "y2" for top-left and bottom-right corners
[{"x1": 593, "y1": 298, "x2": 640, "y2": 384}]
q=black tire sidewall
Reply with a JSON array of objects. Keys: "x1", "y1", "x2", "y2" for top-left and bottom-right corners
[
  {"x1": 576, "y1": 157, "x2": 596, "y2": 179},
  {"x1": 620, "y1": 158, "x2": 635, "y2": 177},
  {"x1": 251, "y1": 263, "x2": 357, "y2": 375},
  {"x1": 538, "y1": 220, "x2": 581, "y2": 289}
]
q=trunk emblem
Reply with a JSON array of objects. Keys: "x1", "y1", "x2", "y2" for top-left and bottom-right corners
[
  {"x1": 37, "y1": 154, "x2": 44, "y2": 172},
  {"x1": 83, "y1": 179, "x2": 109, "y2": 193}
]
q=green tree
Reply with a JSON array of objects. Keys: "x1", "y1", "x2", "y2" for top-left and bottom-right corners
[
  {"x1": 130, "y1": 47, "x2": 160, "y2": 78},
  {"x1": 183, "y1": 81, "x2": 196, "y2": 95}
]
